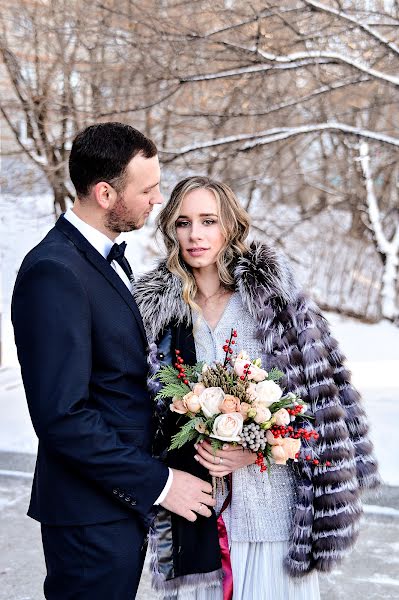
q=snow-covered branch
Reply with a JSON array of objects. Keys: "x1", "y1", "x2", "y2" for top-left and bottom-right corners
[
  {"x1": 359, "y1": 142, "x2": 399, "y2": 320},
  {"x1": 161, "y1": 123, "x2": 399, "y2": 160},
  {"x1": 304, "y1": 0, "x2": 399, "y2": 57},
  {"x1": 181, "y1": 44, "x2": 399, "y2": 88}
]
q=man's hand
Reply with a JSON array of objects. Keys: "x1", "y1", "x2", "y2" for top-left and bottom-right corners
[
  {"x1": 194, "y1": 440, "x2": 257, "y2": 477},
  {"x1": 160, "y1": 469, "x2": 216, "y2": 522}
]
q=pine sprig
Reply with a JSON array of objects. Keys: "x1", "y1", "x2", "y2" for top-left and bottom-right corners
[
  {"x1": 169, "y1": 417, "x2": 204, "y2": 450},
  {"x1": 210, "y1": 438, "x2": 224, "y2": 452},
  {"x1": 183, "y1": 362, "x2": 205, "y2": 381},
  {"x1": 154, "y1": 382, "x2": 190, "y2": 401},
  {"x1": 153, "y1": 365, "x2": 180, "y2": 385},
  {"x1": 267, "y1": 368, "x2": 284, "y2": 382}
]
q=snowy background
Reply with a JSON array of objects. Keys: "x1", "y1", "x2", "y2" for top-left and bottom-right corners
[{"x1": 1, "y1": 195, "x2": 398, "y2": 486}]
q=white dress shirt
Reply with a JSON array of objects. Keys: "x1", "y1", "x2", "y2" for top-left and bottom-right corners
[{"x1": 63, "y1": 209, "x2": 172, "y2": 505}]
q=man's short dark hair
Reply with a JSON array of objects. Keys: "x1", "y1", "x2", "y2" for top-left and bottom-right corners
[{"x1": 69, "y1": 122, "x2": 157, "y2": 197}]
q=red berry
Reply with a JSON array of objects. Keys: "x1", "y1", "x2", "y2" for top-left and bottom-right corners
[
  {"x1": 240, "y1": 376, "x2": 245, "y2": 380},
  {"x1": 306, "y1": 455, "x2": 311, "y2": 461},
  {"x1": 175, "y1": 350, "x2": 180, "y2": 355},
  {"x1": 326, "y1": 461, "x2": 331, "y2": 467},
  {"x1": 183, "y1": 379, "x2": 189, "y2": 385},
  {"x1": 313, "y1": 459, "x2": 319, "y2": 465},
  {"x1": 231, "y1": 340, "x2": 235, "y2": 345},
  {"x1": 229, "y1": 348, "x2": 233, "y2": 354}
]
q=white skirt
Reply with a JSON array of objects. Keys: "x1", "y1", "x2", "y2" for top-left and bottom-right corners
[{"x1": 163, "y1": 539, "x2": 320, "y2": 600}]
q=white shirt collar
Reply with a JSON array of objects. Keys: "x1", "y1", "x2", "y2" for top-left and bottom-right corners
[{"x1": 64, "y1": 208, "x2": 115, "y2": 259}]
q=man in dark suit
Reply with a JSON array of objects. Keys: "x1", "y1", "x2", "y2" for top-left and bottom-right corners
[{"x1": 12, "y1": 123, "x2": 215, "y2": 599}]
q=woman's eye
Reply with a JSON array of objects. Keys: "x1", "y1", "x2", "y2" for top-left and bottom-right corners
[
  {"x1": 204, "y1": 219, "x2": 216, "y2": 225},
  {"x1": 176, "y1": 221, "x2": 189, "y2": 228}
]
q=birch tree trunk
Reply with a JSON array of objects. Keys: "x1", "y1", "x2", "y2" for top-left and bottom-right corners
[{"x1": 359, "y1": 142, "x2": 399, "y2": 321}]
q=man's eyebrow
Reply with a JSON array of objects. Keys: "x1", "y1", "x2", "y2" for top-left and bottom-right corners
[
  {"x1": 177, "y1": 213, "x2": 218, "y2": 218},
  {"x1": 144, "y1": 181, "x2": 160, "y2": 191}
]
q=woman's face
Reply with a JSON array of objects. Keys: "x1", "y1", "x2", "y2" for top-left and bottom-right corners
[{"x1": 175, "y1": 188, "x2": 226, "y2": 270}]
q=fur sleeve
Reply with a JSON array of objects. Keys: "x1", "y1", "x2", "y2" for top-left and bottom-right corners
[
  {"x1": 272, "y1": 294, "x2": 381, "y2": 573},
  {"x1": 305, "y1": 299, "x2": 381, "y2": 491}
]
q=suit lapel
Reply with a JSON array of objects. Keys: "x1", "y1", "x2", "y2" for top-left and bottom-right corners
[{"x1": 56, "y1": 215, "x2": 148, "y2": 344}]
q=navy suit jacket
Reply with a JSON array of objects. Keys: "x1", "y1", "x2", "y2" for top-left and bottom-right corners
[{"x1": 11, "y1": 215, "x2": 168, "y2": 526}]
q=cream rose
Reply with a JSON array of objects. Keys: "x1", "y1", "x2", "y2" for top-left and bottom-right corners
[
  {"x1": 281, "y1": 437, "x2": 301, "y2": 460},
  {"x1": 233, "y1": 358, "x2": 249, "y2": 378},
  {"x1": 193, "y1": 383, "x2": 206, "y2": 396},
  {"x1": 183, "y1": 391, "x2": 201, "y2": 413},
  {"x1": 234, "y1": 357, "x2": 267, "y2": 382},
  {"x1": 199, "y1": 387, "x2": 225, "y2": 418},
  {"x1": 252, "y1": 401, "x2": 272, "y2": 424},
  {"x1": 266, "y1": 430, "x2": 284, "y2": 445},
  {"x1": 220, "y1": 395, "x2": 241, "y2": 414},
  {"x1": 210, "y1": 413, "x2": 243, "y2": 442},
  {"x1": 271, "y1": 445, "x2": 288, "y2": 464},
  {"x1": 273, "y1": 408, "x2": 290, "y2": 426},
  {"x1": 251, "y1": 380, "x2": 282, "y2": 407},
  {"x1": 248, "y1": 364, "x2": 268, "y2": 382},
  {"x1": 169, "y1": 397, "x2": 188, "y2": 415},
  {"x1": 239, "y1": 402, "x2": 251, "y2": 419}
]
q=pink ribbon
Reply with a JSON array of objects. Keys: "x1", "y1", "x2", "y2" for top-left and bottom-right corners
[{"x1": 217, "y1": 474, "x2": 233, "y2": 600}]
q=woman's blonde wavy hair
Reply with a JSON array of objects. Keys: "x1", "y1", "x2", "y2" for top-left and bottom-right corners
[{"x1": 157, "y1": 176, "x2": 250, "y2": 312}]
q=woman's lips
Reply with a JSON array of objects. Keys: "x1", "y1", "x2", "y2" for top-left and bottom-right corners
[{"x1": 187, "y1": 248, "x2": 209, "y2": 256}]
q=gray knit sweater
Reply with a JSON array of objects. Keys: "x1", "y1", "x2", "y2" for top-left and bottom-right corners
[{"x1": 193, "y1": 292, "x2": 298, "y2": 542}]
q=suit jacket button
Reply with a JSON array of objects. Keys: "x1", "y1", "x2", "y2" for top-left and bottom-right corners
[
  {"x1": 125, "y1": 496, "x2": 131, "y2": 502},
  {"x1": 113, "y1": 488, "x2": 119, "y2": 495},
  {"x1": 158, "y1": 352, "x2": 165, "y2": 360},
  {"x1": 119, "y1": 492, "x2": 124, "y2": 498},
  {"x1": 130, "y1": 499, "x2": 137, "y2": 506}
]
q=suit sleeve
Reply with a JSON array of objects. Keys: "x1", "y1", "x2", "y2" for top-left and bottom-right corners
[{"x1": 11, "y1": 258, "x2": 169, "y2": 520}]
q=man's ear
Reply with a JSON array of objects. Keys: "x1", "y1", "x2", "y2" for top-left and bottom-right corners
[{"x1": 93, "y1": 181, "x2": 116, "y2": 209}]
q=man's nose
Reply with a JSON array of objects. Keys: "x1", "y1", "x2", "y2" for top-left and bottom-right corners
[{"x1": 151, "y1": 190, "x2": 164, "y2": 205}]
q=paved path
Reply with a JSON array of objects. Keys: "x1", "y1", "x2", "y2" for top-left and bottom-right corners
[{"x1": 1, "y1": 452, "x2": 398, "y2": 600}]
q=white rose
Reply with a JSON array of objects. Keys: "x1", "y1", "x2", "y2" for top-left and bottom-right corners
[
  {"x1": 210, "y1": 413, "x2": 244, "y2": 442},
  {"x1": 252, "y1": 402, "x2": 272, "y2": 424},
  {"x1": 273, "y1": 408, "x2": 290, "y2": 426},
  {"x1": 252, "y1": 380, "x2": 283, "y2": 407},
  {"x1": 199, "y1": 387, "x2": 225, "y2": 418}
]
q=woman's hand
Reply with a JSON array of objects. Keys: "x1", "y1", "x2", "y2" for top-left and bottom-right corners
[{"x1": 194, "y1": 439, "x2": 257, "y2": 477}]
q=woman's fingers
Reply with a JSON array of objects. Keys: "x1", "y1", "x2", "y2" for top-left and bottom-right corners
[
  {"x1": 194, "y1": 443, "x2": 230, "y2": 466},
  {"x1": 194, "y1": 453, "x2": 228, "y2": 472}
]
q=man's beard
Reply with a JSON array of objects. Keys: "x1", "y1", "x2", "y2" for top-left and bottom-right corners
[{"x1": 105, "y1": 193, "x2": 139, "y2": 234}]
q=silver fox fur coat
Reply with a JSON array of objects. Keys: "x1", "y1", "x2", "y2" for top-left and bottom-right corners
[{"x1": 134, "y1": 241, "x2": 380, "y2": 577}]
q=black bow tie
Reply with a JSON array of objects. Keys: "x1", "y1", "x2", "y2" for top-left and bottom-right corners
[{"x1": 107, "y1": 242, "x2": 133, "y2": 281}]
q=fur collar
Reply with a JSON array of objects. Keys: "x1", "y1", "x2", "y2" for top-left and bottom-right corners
[{"x1": 134, "y1": 241, "x2": 298, "y2": 341}]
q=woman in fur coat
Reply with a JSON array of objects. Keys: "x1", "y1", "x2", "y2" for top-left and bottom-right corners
[{"x1": 134, "y1": 176, "x2": 380, "y2": 600}]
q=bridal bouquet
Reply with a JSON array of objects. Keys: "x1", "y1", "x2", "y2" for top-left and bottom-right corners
[{"x1": 154, "y1": 329, "x2": 324, "y2": 472}]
